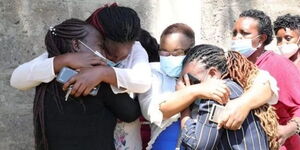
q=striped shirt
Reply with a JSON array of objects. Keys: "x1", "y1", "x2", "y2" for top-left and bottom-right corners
[{"x1": 181, "y1": 79, "x2": 269, "y2": 150}]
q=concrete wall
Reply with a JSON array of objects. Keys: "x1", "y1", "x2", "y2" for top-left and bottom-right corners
[{"x1": 1, "y1": 0, "x2": 299, "y2": 149}]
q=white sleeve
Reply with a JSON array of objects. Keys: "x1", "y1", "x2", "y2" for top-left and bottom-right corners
[
  {"x1": 139, "y1": 72, "x2": 179, "y2": 127},
  {"x1": 10, "y1": 52, "x2": 56, "y2": 90},
  {"x1": 254, "y1": 70, "x2": 279, "y2": 105},
  {"x1": 111, "y1": 42, "x2": 151, "y2": 94},
  {"x1": 138, "y1": 72, "x2": 163, "y2": 126}
]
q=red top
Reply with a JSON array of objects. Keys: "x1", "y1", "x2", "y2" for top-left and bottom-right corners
[{"x1": 255, "y1": 51, "x2": 300, "y2": 150}]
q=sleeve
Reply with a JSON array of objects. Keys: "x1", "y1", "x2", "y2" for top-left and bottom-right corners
[
  {"x1": 10, "y1": 52, "x2": 56, "y2": 90},
  {"x1": 111, "y1": 42, "x2": 152, "y2": 94},
  {"x1": 102, "y1": 83, "x2": 141, "y2": 122},
  {"x1": 254, "y1": 70, "x2": 279, "y2": 105},
  {"x1": 281, "y1": 60, "x2": 300, "y2": 118},
  {"x1": 138, "y1": 71, "x2": 180, "y2": 127}
]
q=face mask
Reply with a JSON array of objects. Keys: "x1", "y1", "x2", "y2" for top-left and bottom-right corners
[
  {"x1": 78, "y1": 40, "x2": 119, "y2": 67},
  {"x1": 277, "y1": 38, "x2": 300, "y2": 58},
  {"x1": 160, "y1": 55, "x2": 185, "y2": 78},
  {"x1": 231, "y1": 36, "x2": 261, "y2": 57}
]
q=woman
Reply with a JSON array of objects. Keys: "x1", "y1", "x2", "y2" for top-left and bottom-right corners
[
  {"x1": 139, "y1": 23, "x2": 278, "y2": 149},
  {"x1": 231, "y1": 9, "x2": 300, "y2": 149},
  {"x1": 180, "y1": 44, "x2": 278, "y2": 149},
  {"x1": 10, "y1": 4, "x2": 151, "y2": 150},
  {"x1": 138, "y1": 23, "x2": 198, "y2": 150},
  {"x1": 34, "y1": 18, "x2": 139, "y2": 150},
  {"x1": 273, "y1": 14, "x2": 300, "y2": 70}
]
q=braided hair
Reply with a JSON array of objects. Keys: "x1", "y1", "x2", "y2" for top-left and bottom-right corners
[
  {"x1": 183, "y1": 44, "x2": 279, "y2": 149},
  {"x1": 86, "y1": 4, "x2": 141, "y2": 43},
  {"x1": 182, "y1": 44, "x2": 227, "y2": 74},
  {"x1": 34, "y1": 18, "x2": 90, "y2": 150}
]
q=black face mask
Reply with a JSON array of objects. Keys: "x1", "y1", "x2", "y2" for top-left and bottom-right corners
[{"x1": 187, "y1": 73, "x2": 201, "y2": 85}]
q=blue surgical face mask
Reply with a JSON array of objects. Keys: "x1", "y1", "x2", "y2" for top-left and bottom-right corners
[
  {"x1": 231, "y1": 36, "x2": 261, "y2": 58},
  {"x1": 160, "y1": 55, "x2": 185, "y2": 78}
]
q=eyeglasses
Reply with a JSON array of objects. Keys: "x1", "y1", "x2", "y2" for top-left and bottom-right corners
[{"x1": 158, "y1": 48, "x2": 189, "y2": 56}]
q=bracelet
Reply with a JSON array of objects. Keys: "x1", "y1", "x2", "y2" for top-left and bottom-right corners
[{"x1": 289, "y1": 118, "x2": 300, "y2": 134}]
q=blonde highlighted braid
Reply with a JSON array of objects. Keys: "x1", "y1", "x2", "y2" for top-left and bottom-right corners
[{"x1": 222, "y1": 51, "x2": 279, "y2": 150}]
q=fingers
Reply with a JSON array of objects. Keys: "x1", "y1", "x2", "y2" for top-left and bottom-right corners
[
  {"x1": 215, "y1": 88, "x2": 229, "y2": 104},
  {"x1": 211, "y1": 93, "x2": 224, "y2": 104},
  {"x1": 63, "y1": 77, "x2": 76, "y2": 91},
  {"x1": 218, "y1": 112, "x2": 229, "y2": 129},
  {"x1": 224, "y1": 115, "x2": 235, "y2": 129},
  {"x1": 83, "y1": 86, "x2": 94, "y2": 96},
  {"x1": 231, "y1": 120, "x2": 242, "y2": 130},
  {"x1": 183, "y1": 74, "x2": 191, "y2": 86},
  {"x1": 277, "y1": 137, "x2": 284, "y2": 146},
  {"x1": 74, "y1": 83, "x2": 86, "y2": 97},
  {"x1": 176, "y1": 77, "x2": 186, "y2": 90}
]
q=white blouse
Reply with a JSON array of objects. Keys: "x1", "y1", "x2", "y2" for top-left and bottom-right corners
[{"x1": 10, "y1": 41, "x2": 151, "y2": 150}]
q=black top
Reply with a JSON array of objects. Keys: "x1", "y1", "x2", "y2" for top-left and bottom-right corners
[{"x1": 44, "y1": 82, "x2": 140, "y2": 150}]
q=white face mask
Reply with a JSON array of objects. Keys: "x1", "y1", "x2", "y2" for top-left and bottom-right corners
[
  {"x1": 277, "y1": 38, "x2": 300, "y2": 58},
  {"x1": 231, "y1": 36, "x2": 261, "y2": 58}
]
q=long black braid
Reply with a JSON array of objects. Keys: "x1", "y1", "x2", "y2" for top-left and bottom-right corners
[{"x1": 34, "y1": 18, "x2": 90, "y2": 150}]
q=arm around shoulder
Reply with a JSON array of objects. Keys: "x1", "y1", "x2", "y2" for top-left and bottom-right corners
[{"x1": 10, "y1": 52, "x2": 55, "y2": 90}]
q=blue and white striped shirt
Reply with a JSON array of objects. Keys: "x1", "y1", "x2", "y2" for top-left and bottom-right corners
[{"x1": 181, "y1": 79, "x2": 269, "y2": 150}]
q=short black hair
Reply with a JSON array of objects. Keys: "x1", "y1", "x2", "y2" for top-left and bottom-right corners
[
  {"x1": 240, "y1": 9, "x2": 273, "y2": 45},
  {"x1": 138, "y1": 29, "x2": 160, "y2": 62},
  {"x1": 273, "y1": 14, "x2": 300, "y2": 34},
  {"x1": 161, "y1": 23, "x2": 195, "y2": 47}
]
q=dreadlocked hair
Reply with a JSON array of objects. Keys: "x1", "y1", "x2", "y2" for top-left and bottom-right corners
[
  {"x1": 223, "y1": 51, "x2": 279, "y2": 150},
  {"x1": 86, "y1": 4, "x2": 141, "y2": 42},
  {"x1": 34, "y1": 18, "x2": 89, "y2": 150}
]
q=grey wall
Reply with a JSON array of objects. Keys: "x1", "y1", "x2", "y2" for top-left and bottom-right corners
[{"x1": 1, "y1": 0, "x2": 299, "y2": 149}]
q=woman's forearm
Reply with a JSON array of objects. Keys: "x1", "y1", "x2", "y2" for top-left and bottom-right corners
[
  {"x1": 240, "y1": 81, "x2": 273, "y2": 110},
  {"x1": 159, "y1": 85, "x2": 200, "y2": 119}
]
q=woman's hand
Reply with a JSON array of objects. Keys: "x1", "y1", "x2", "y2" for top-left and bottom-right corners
[
  {"x1": 180, "y1": 108, "x2": 191, "y2": 128},
  {"x1": 176, "y1": 74, "x2": 230, "y2": 104},
  {"x1": 277, "y1": 125, "x2": 290, "y2": 146},
  {"x1": 54, "y1": 52, "x2": 106, "y2": 73},
  {"x1": 176, "y1": 74, "x2": 190, "y2": 90},
  {"x1": 65, "y1": 52, "x2": 107, "y2": 69},
  {"x1": 63, "y1": 66, "x2": 106, "y2": 97},
  {"x1": 195, "y1": 78, "x2": 230, "y2": 104},
  {"x1": 217, "y1": 98, "x2": 250, "y2": 130},
  {"x1": 277, "y1": 121, "x2": 298, "y2": 146}
]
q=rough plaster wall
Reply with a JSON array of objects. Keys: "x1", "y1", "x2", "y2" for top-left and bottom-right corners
[
  {"x1": 199, "y1": 0, "x2": 300, "y2": 49},
  {"x1": 0, "y1": 0, "x2": 300, "y2": 149}
]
